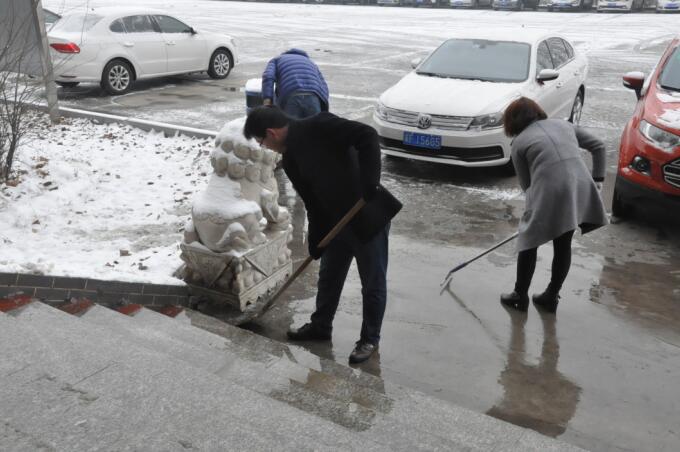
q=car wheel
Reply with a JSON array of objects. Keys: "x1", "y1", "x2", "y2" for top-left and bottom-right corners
[
  {"x1": 208, "y1": 49, "x2": 232, "y2": 79},
  {"x1": 516, "y1": 0, "x2": 523, "y2": 10},
  {"x1": 548, "y1": 6, "x2": 553, "y2": 11},
  {"x1": 56, "y1": 81, "x2": 79, "y2": 88},
  {"x1": 500, "y1": 159, "x2": 516, "y2": 177},
  {"x1": 569, "y1": 90, "x2": 584, "y2": 125},
  {"x1": 101, "y1": 60, "x2": 132, "y2": 95},
  {"x1": 611, "y1": 187, "x2": 631, "y2": 218}
]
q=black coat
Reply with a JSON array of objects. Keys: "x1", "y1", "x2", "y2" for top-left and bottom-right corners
[{"x1": 282, "y1": 112, "x2": 402, "y2": 253}]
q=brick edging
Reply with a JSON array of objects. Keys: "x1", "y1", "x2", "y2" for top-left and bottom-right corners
[{"x1": 0, "y1": 272, "x2": 190, "y2": 307}]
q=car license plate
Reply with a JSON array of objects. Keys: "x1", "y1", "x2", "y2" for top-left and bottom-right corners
[
  {"x1": 403, "y1": 132, "x2": 441, "y2": 150},
  {"x1": 607, "y1": 2, "x2": 617, "y2": 5}
]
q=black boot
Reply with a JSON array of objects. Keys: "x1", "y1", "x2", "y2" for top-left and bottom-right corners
[
  {"x1": 500, "y1": 291, "x2": 529, "y2": 312},
  {"x1": 532, "y1": 290, "x2": 560, "y2": 313}
]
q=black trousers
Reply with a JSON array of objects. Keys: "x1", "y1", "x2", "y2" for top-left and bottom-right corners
[{"x1": 514, "y1": 230, "x2": 575, "y2": 296}]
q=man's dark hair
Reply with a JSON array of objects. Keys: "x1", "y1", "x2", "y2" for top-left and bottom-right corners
[
  {"x1": 503, "y1": 97, "x2": 547, "y2": 137},
  {"x1": 243, "y1": 106, "x2": 290, "y2": 140}
]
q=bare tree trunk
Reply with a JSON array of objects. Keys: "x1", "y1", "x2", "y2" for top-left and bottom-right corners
[{"x1": 0, "y1": 0, "x2": 50, "y2": 182}]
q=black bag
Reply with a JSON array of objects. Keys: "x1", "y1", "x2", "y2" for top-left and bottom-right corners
[{"x1": 351, "y1": 184, "x2": 403, "y2": 243}]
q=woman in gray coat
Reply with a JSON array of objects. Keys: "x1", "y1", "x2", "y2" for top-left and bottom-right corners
[{"x1": 500, "y1": 97, "x2": 608, "y2": 313}]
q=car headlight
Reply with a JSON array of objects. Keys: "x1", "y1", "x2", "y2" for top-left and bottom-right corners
[
  {"x1": 469, "y1": 111, "x2": 504, "y2": 131},
  {"x1": 375, "y1": 101, "x2": 388, "y2": 121},
  {"x1": 639, "y1": 120, "x2": 680, "y2": 152}
]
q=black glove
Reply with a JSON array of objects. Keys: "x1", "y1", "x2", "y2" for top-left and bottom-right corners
[
  {"x1": 362, "y1": 184, "x2": 378, "y2": 202},
  {"x1": 308, "y1": 240, "x2": 324, "y2": 260}
]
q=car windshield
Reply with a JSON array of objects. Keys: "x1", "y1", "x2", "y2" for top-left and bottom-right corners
[
  {"x1": 659, "y1": 47, "x2": 680, "y2": 92},
  {"x1": 50, "y1": 13, "x2": 103, "y2": 33},
  {"x1": 416, "y1": 39, "x2": 531, "y2": 83}
]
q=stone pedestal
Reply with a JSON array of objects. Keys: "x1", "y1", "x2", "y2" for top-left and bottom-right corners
[{"x1": 178, "y1": 118, "x2": 292, "y2": 314}]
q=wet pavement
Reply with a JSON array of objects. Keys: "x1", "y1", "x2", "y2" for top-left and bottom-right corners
[{"x1": 45, "y1": 2, "x2": 680, "y2": 451}]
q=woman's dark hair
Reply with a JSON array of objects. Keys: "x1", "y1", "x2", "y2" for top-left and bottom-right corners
[
  {"x1": 243, "y1": 106, "x2": 290, "y2": 140},
  {"x1": 503, "y1": 97, "x2": 547, "y2": 137}
]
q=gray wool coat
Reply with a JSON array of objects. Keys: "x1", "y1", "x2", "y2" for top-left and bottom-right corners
[{"x1": 511, "y1": 119, "x2": 608, "y2": 252}]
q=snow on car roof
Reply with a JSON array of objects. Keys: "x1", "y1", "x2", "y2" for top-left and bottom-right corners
[
  {"x1": 445, "y1": 28, "x2": 558, "y2": 46},
  {"x1": 85, "y1": 6, "x2": 169, "y2": 18}
]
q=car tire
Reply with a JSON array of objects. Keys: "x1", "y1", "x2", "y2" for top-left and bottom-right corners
[
  {"x1": 611, "y1": 187, "x2": 631, "y2": 218},
  {"x1": 101, "y1": 60, "x2": 133, "y2": 95},
  {"x1": 500, "y1": 159, "x2": 516, "y2": 177},
  {"x1": 569, "y1": 90, "x2": 584, "y2": 125},
  {"x1": 208, "y1": 49, "x2": 233, "y2": 79},
  {"x1": 548, "y1": 6, "x2": 553, "y2": 11},
  {"x1": 516, "y1": 0, "x2": 523, "y2": 10},
  {"x1": 56, "y1": 81, "x2": 79, "y2": 89}
]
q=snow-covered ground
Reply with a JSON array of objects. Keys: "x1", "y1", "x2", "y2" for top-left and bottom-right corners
[{"x1": 0, "y1": 115, "x2": 213, "y2": 284}]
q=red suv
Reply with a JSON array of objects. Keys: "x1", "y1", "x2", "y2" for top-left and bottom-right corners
[{"x1": 614, "y1": 37, "x2": 680, "y2": 218}]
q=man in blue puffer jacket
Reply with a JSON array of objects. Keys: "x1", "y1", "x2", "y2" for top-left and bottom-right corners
[{"x1": 261, "y1": 49, "x2": 329, "y2": 119}]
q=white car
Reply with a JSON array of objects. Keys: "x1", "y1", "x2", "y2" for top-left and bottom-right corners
[
  {"x1": 596, "y1": 0, "x2": 644, "y2": 11},
  {"x1": 373, "y1": 30, "x2": 588, "y2": 169},
  {"x1": 48, "y1": 7, "x2": 238, "y2": 95},
  {"x1": 656, "y1": 0, "x2": 680, "y2": 12},
  {"x1": 449, "y1": 0, "x2": 493, "y2": 8}
]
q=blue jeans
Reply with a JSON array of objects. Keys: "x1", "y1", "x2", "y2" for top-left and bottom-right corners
[
  {"x1": 310, "y1": 223, "x2": 390, "y2": 345},
  {"x1": 282, "y1": 92, "x2": 322, "y2": 119}
]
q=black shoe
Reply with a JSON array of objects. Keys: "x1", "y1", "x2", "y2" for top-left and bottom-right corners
[
  {"x1": 500, "y1": 291, "x2": 529, "y2": 312},
  {"x1": 287, "y1": 323, "x2": 331, "y2": 341},
  {"x1": 533, "y1": 291, "x2": 560, "y2": 313},
  {"x1": 349, "y1": 341, "x2": 378, "y2": 364}
]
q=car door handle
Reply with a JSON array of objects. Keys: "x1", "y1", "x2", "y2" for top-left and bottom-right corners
[
  {"x1": 123, "y1": 42, "x2": 134, "y2": 47},
  {"x1": 166, "y1": 41, "x2": 176, "y2": 46},
  {"x1": 556, "y1": 82, "x2": 564, "y2": 89}
]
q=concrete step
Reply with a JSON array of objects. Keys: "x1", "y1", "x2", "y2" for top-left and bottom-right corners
[
  {"x1": 185, "y1": 309, "x2": 585, "y2": 451},
  {"x1": 0, "y1": 302, "x2": 390, "y2": 451},
  {"x1": 2, "y1": 301, "x2": 585, "y2": 451},
  {"x1": 77, "y1": 305, "x2": 472, "y2": 450}
]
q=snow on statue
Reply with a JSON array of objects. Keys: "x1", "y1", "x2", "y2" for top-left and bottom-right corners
[{"x1": 178, "y1": 118, "x2": 292, "y2": 317}]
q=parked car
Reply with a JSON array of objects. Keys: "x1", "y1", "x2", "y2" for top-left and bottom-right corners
[
  {"x1": 48, "y1": 7, "x2": 238, "y2": 95},
  {"x1": 43, "y1": 8, "x2": 61, "y2": 28},
  {"x1": 657, "y1": 0, "x2": 680, "y2": 11},
  {"x1": 596, "y1": 0, "x2": 644, "y2": 11},
  {"x1": 613, "y1": 37, "x2": 680, "y2": 218},
  {"x1": 492, "y1": 0, "x2": 539, "y2": 9},
  {"x1": 373, "y1": 30, "x2": 587, "y2": 170},
  {"x1": 450, "y1": 0, "x2": 493, "y2": 8},
  {"x1": 546, "y1": 0, "x2": 594, "y2": 10}
]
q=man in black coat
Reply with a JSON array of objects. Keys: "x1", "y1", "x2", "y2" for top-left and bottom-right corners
[{"x1": 243, "y1": 106, "x2": 401, "y2": 364}]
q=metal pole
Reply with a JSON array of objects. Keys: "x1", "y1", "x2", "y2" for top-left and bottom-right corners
[
  {"x1": 440, "y1": 232, "x2": 519, "y2": 287},
  {"x1": 32, "y1": 0, "x2": 58, "y2": 123}
]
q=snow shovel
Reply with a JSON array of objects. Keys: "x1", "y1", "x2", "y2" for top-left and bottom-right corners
[
  {"x1": 440, "y1": 232, "x2": 519, "y2": 288},
  {"x1": 257, "y1": 198, "x2": 367, "y2": 315}
]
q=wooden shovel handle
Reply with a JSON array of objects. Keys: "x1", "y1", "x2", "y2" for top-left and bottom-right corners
[{"x1": 259, "y1": 198, "x2": 367, "y2": 313}]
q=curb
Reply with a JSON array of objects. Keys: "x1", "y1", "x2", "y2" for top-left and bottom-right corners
[
  {"x1": 0, "y1": 272, "x2": 191, "y2": 307},
  {"x1": 31, "y1": 103, "x2": 219, "y2": 139}
]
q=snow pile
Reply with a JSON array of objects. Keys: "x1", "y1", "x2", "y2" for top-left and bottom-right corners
[
  {"x1": 0, "y1": 114, "x2": 214, "y2": 284},
  {"x1": 191, "y1": 162, "x2": 260, "y2": 221}
]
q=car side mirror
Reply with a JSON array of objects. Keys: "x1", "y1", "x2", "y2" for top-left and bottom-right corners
[
  {"x1": 188, "y1": 27, "x2": 197, "y2": 35},
  {"x1": 536, "y1": 69, "x2": 559, "y2": 84},
  {"x1": 623, "y1": 71, "x2": 645, "y2": 100},
  {"x1": 411, "y1": 58, "x2": 421, "y2": 69}
]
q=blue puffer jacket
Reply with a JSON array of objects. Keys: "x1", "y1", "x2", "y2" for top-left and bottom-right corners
[{"x1": 261, "y1": 49, "x2": 329, "y2": 111}]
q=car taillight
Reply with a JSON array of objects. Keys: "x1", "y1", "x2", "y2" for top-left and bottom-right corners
[{"x1": 50, "y1": 42, "x2": 80, "y2": 53}]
